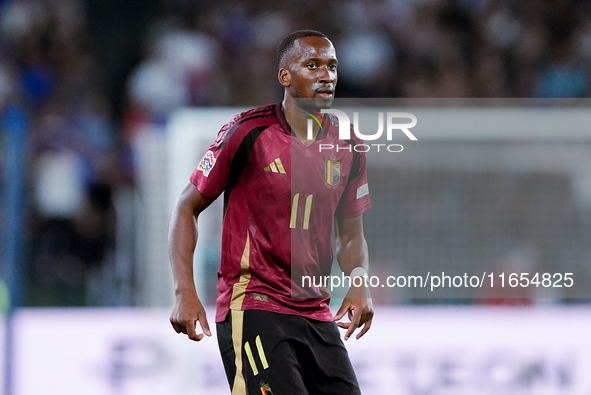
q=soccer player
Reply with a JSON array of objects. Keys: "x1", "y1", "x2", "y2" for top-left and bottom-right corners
[{"x1": 169, "y1": 30, "x2": 373, "y2": 395}]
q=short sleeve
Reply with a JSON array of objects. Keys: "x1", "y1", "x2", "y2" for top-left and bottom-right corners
[
  {"x1": 335, "y1": 149, "x2": 371, "y2": 219},
  {"x1": 190, "y1": 113, "x2": 243, "y2": 199}
]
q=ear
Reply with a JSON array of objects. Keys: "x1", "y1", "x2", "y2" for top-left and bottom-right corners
[{"x1": 278, "y1": 68, "x2": 290, "y2": 87}]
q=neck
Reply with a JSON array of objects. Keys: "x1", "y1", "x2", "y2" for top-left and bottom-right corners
[{"x1": 282, "y1": 97, "x2": 320, "y2": 146}]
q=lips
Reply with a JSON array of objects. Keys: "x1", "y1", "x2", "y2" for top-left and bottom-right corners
[{"x1": 316, "y1": 87, "x2": 334, "y2": 98}]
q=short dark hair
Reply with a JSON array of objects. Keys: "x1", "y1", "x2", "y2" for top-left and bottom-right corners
[{"x1": 276, "y1": 30, "x2": 328, "y2": 68}]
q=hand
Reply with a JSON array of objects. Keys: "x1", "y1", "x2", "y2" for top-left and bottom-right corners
[
  {"x1": 333, "y1": 286, "x2": 374, "y2": 340},
  {"x1": 170, "y1": 292, "x2": 211, "y2": 341}
]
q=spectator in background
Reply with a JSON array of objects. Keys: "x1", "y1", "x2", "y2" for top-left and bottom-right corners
[
  {"x1": 0, "y1": 0, "x2": 131, "y2": 306},
  {"x1": 123, "y1": 16, "x2": 220, "y2": 134},
  {"x1": 535, "y1": 7, "x2": 590, "y2": 97}
]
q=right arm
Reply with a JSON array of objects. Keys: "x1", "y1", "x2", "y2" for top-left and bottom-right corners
[{"x1": 168, "y1": 182, "x2": 215, "y2": 341}]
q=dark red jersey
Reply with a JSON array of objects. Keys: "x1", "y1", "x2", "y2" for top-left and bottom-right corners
[{"x1": 190, "y1": 103, "x2": 370, "y2": 322}]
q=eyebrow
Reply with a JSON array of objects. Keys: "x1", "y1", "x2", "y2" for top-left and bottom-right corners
[{"x1": 301, "y1": 56, "x2": 338, "y2": 63}]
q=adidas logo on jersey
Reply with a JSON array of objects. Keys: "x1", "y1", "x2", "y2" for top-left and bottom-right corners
[{"x1": 263, "y1": 158, "x2": 286, "y2": 174}]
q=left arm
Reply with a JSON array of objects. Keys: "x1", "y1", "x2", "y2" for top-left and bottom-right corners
[{"x1": 332, "y1": 214, "x2": 374, "y2": 340}]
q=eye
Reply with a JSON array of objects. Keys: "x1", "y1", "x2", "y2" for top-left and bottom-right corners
[
  {"x1": 328, "y1": 64, "x2": 337, "y2": 71},
  {"x1": 307, "y1": 63, "x2": 318, "y2": 70}
]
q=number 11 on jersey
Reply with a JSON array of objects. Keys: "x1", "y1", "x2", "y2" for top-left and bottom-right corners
[{"x1": 290, "y1": 193, "x2": 313, "y2": 230}]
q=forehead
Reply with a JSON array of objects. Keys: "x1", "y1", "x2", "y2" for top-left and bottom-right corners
[{"x1": 289, "y1": 36, "x2": 336, "y2": 63}]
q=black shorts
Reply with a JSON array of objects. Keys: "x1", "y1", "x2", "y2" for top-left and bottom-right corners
[{"x1": 217, "y1": 309, "x2": 361, "y2": 395}]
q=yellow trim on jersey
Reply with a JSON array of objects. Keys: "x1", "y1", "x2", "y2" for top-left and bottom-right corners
[
  {"x1": 231, "y1": 310, "x2": 246, "y2": 394},
  {"x1": 263, "y1": 158, "x2": 286, "y2": 174},
  {"x1": 244, "y1": 341, "x2": 259, "y2": 376},
  {"x1": 290, "y1": 193, "x2": 299, "y2": 228},
  {"x1": 229, "y1": 232, "x2": 251, "y2": 393},
  {"x1": 275, "y1": 158, "x2": 286, "y2": 174},
  {"x1": 255, "y1": 335, "x2": 269, "y2": 370},
  {"x1": 303, "y1": 194, "x2": 313, "y2": 230},
  {"x1": 230, "y1": 232, "x2": 251, "y2": 310}
]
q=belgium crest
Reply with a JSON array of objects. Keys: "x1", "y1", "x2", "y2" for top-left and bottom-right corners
[{"x1": 325, "y1": 158, "x2": 340, "y2": 187}]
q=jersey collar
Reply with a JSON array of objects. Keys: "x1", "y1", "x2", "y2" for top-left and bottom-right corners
[{"x1": 274, "y1": 102, "x2": 330, "y2": 140}]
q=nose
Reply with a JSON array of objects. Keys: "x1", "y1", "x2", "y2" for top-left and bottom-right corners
[{"x1": 318, "y1": 66, "x2": 335, "y2": 83}]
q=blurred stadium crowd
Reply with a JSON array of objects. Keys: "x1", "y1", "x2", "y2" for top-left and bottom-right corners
[{"x1": 0, "y1": 0, "x2": 590, "y2": 306}]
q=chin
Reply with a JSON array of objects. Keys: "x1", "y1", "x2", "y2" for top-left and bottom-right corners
[
  {"x1": 294, "y1": 97, "x2": 333, "y2": 112},
  {"x1": 317, "y1": 97, "x2": 334, "y2": 109}
]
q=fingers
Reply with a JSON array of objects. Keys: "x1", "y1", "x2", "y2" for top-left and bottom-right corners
[
  {"x1": 355, "y1": 316, "x2": 372, "y2": 340},
  {"x1": 334, "y1": 302, "x2": 359, "y2": 340},
  {"x1": 336, "y1": 317, "x2": 372, "y2": 339},
  {"x1": 186, "y1": 319, "x2": 201, "y2": 341},
  {"x1": 170, "y1": 310, "x2": 211, "y2": 342},
  {"x1": 187, "y1": 311, "x2": 212, "y2": 341},
  {"x1": 344, "y1": 310, "x2": 361, "y2": 340},
  {"x1": 171, "y1": 321, "x2": 183, "y2": 334},
  {"x1": 336, "y1": 321, "x2": 350, "y2": 329},
  {"x1": 334, "y1": 299, "x2": 374, "y2": 340},
  {"x1": 332, "y1": 303, "x2": 349, "y2": 322},
  {"x1": 333, "y1": 301, "x2": 360, "y2": 341},
  {"x1": 197, "y1": 312, "x2": 212, "y2": 337}
]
